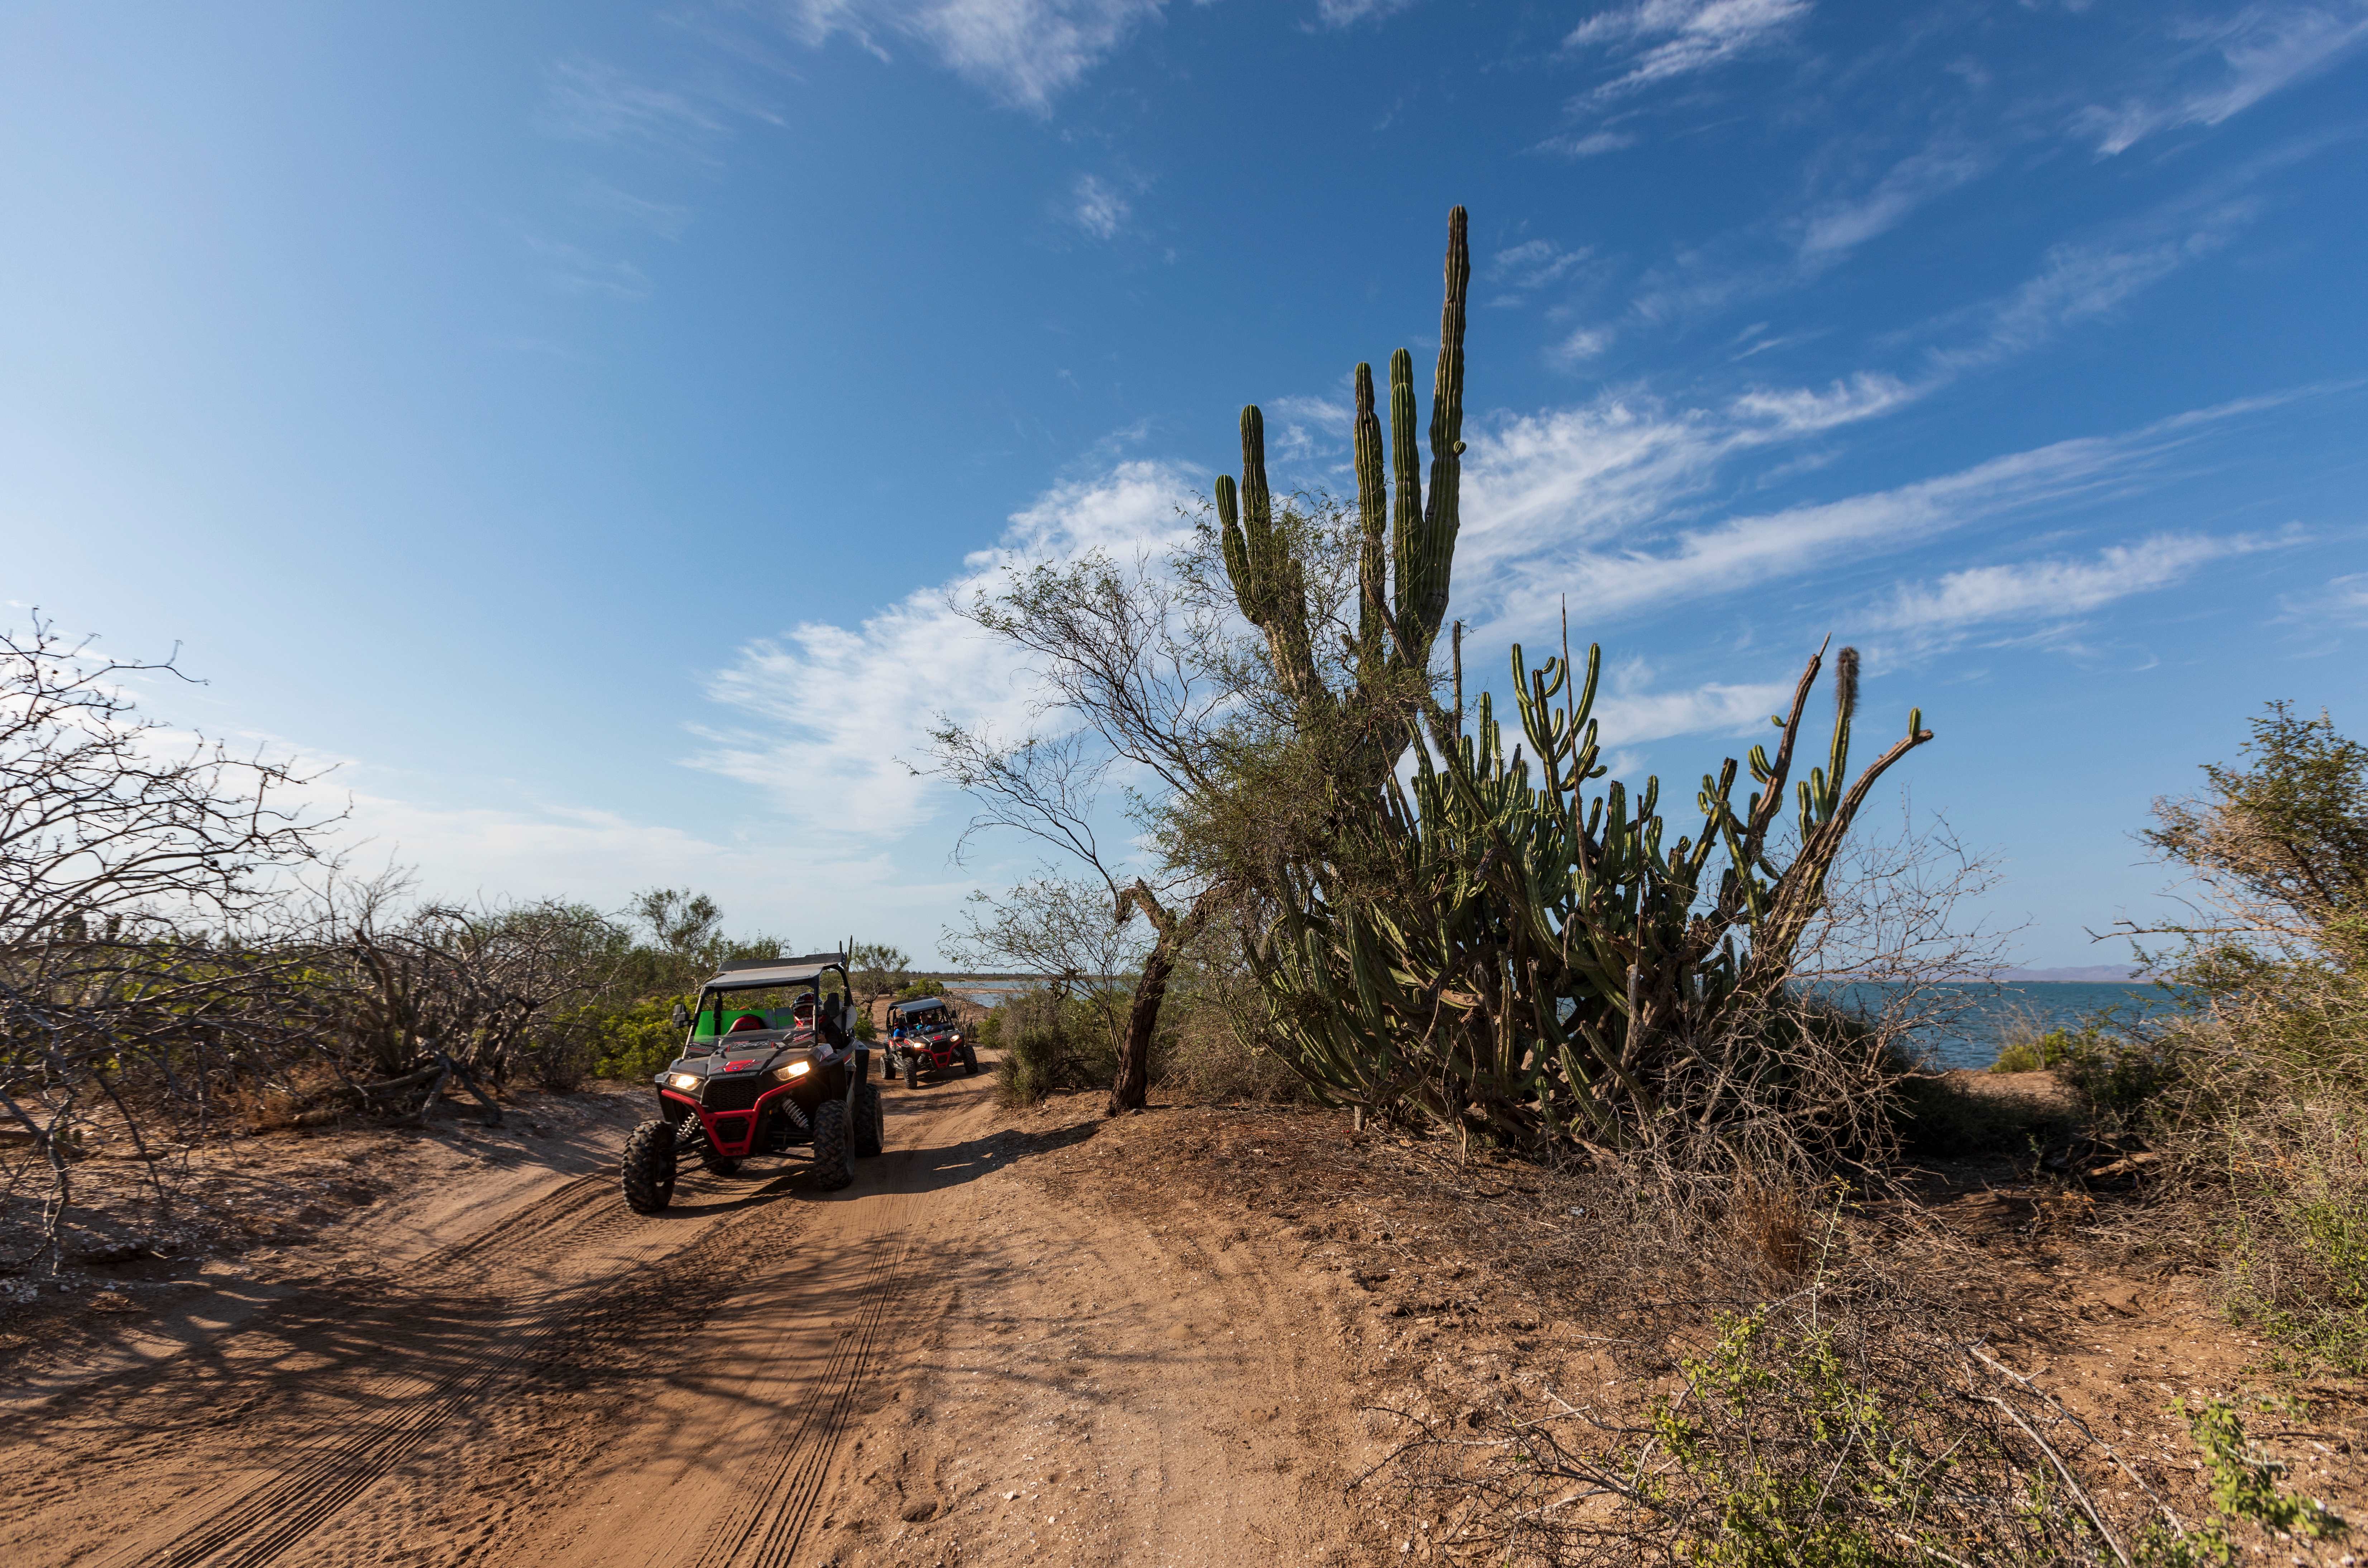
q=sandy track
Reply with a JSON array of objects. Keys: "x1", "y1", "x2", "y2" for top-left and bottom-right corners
[{"x1": 0, "y1": 1069, "x2": 1367, "y2": 1568}]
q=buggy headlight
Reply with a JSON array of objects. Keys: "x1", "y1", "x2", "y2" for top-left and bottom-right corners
[
  {"x1": 668, "y1": 1072, "x2": 700, "y2": 1091},
  {"x1": 776, "y1": 1060, "x2": 811, "y2": 1082}
]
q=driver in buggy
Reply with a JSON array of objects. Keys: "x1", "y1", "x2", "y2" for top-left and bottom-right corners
[{"x1": 785, "y1": 989, "x2": 852, "y2": 1050}]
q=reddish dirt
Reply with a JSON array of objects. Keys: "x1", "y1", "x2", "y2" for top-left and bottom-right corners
[
  {"x1": 0, "y1": 1068, "x2": 1379, "y2": 1568},
  {"x1": 5, "y1": 1068, "x2": 2360, "y2": 1565}
]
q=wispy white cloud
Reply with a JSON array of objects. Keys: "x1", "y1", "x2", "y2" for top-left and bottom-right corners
[
  {"x1": 1566, "y1": 0, "x2": 1811, "y2": 103},
  {"x1": 537, "y1": 58, "x2": 726, "y2": 149},
  {"x1": 1929, "y1": 221, "x2": 2241, "y2": 371},
  {"x1": 1592, "y1": 665, "x2": 1796, "y2": 742},
  {"x1": 1537, "y1": 129, "x2": 1640, "y2": 158},
  {"x1": 1070, "y1": 173, "x2": 1130, "y2": 240},
  {"x1": 1269, "y1": 394, "x2": 1353, "y2": 430},
  {"x1": 781, "y1": 0, "x2": 1164, "y2": 112},
  {"x1": 1550, "y1": 325, "x2": 1617, "y2": 366},
  {"x1": 2078, "y1": 1, "x2": 2368, "y2": 155},
  {"x1": 524, "y1": 236, "x2": 652, "y2": 300},
  {"x1": 2278, "y1": 570, "x2": 2368, "y2": 628},
  {"x1": 1730, "y1": 372, "x2": 1922, "y2": 434},
  {"x1": 693, "y1": 461, "x2": 1198, "y2": 839},
  {"x1": 1798, "y1": 142, "x2": 1989, "y2": 258},
  {"x1": 1489, "y1": 238, "x2": 1592, "y2": 298},
  {"x1": 1458, "y1": 395, "x2": 2281, "y2": 640},
  {"x1": 1870, "y1": 531, "x2": 2284, "y2": 632},
  {"x1": 1314, "y1": 0, "x2": 1420, "y2": 26},
  {"x1": 577, "y1": 180, "x2": 694, "y2": 240}
]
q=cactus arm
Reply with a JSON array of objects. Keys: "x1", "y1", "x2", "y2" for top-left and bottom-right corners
[
  {"x1": 1416, "y1": 205, "x2": 1469, "y2": 622},
  {"x1": 1352, "y1": 361, "x2": 1388, "y2": 684},
  {"x1": 1387, "y1": 345, "x2": 1424, "y2": 654},
  {"x1": 1214, "y1": 473, "x2": 1254, "y2": 618},
  {"x1": 1230, "y1": 406, "x2": 1320, "y2": 708}
]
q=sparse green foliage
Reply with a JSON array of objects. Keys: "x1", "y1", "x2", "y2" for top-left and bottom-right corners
[
  {"x1": 578, "y1": 994, "x2": 694, "y2": 1083},
  {"x1": 2103, "y1": 706, "x2": 2368, "y2": 1371},
  {"x1": 2136, "y1": 1398, "x2": 2344, "y2": 1565},
  {"x1": 1992, "y1": 1026, "x2": 2087, "y2": 1073},
  {"x1": 849, "y1": 940, "x2": 910, "y2": 1004},
  {"x1": 992, "y1": 988, "x2": 1123, "y2": 1106},
  {"x1": 1648, "y1": 1309, "x2": 1941, "y2": 1567}
]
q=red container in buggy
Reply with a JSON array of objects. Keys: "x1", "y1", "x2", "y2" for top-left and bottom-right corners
[{"x1": 884, "y1": 995, "x2": 979, "y2": 1088}]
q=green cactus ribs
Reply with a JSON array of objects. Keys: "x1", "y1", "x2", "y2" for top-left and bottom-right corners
[{"x1": 1215, "y1": 205, "x2": 1470, "y2": 730}]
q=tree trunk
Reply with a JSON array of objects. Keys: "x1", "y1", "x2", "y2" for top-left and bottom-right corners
[
  {"x1": 1107, "y1": 933, "x2": 1180, "y2": 1116},
  {"x1": 1106, "y1": 882, "x2": 1223, "y2": 1117}
]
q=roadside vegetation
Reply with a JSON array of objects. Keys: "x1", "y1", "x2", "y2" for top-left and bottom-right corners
[
  {"x1": 927, "y1": 208, "x2": 2366, "y2": 1561},
  {"x1": 10, "y1": 204, "x2": 2365, "y2": 1563},
  {"x1": 0, "y1": 621, "x2": 925, "y2": 1271}
]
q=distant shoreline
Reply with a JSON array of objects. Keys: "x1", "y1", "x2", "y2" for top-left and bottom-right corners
[{"x1": 1994, "y1": 967, "x2": 2147, "y2": 985}]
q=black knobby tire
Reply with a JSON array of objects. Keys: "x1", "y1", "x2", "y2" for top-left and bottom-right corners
[
  {"x1": 621, "y1": 1119, "x2": 677, "y2": 1213},
  {"x1": 854, "y1": 1082, "x2": 884, "y2": 1157},
  {"x1": 811, "y1": 1098, "x2": 855, "y2": 1190},
  {"x1": 904, "y1": 1055, "x2": 928, "y2": 1089},
  {"x1": 960, "y1": 1043, "x2": 979, "y2": 1077}
]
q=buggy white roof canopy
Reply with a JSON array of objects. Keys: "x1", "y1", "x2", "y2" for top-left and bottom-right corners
[{"x1": 703, "y1": 952, "x2": 848, "y2": 992}]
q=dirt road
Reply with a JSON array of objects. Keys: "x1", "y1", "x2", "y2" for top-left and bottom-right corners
[{"x1": 0, "y1": 1068, "x2": 1367, "y2": 1568}]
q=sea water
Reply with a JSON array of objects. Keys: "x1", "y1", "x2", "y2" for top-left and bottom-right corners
[{"x1": 1818, "y1": 980, "x2": 2181, "y2": 1071}]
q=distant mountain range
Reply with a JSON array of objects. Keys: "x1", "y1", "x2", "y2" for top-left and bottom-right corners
[{"x1": 1995, "y1": 965, "x2": 2146, "y2": 984}]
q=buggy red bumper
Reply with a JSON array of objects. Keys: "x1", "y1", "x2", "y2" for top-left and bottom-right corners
[{"x1": 661, "y1": 1085, "x2": 800, "y2": 1159}]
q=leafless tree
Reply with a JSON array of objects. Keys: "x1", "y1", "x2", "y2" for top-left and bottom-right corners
[
  {"x1": 311, "y1": 870, "x2": 622, "y2": 1111},
  {"x1": 0, "y1": 616, "x2": 335, "y2": 1271}
]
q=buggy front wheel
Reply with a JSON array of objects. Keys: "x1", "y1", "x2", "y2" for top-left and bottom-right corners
[
  {"x1": 622, "y1": 1119, "x2": 677, "y2": 1213},
  {"x1": 960, "y1": 1043, "x2": 979, "y2": 1076},
  {"x1": 854, "y1": 1081, "x2": 884, "y2": 1157},
  {"x1": 811, "y1": 1098, "x2": 855, "y2": 1190}
]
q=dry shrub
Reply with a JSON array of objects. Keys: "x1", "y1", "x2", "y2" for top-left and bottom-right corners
[
  {"x1": 1733, "y1": 1180, "x2": 1812, "y2": 1283},
  {"x1": 992, "y1": 989, "x2": 1117, "y2": 1106},
  {"x1": 1344, "y1": 1144, "x2": 2248, "y2": 1567},
  {"x1": 1157, "y1": 952, "x2": 1310, "y2": 1105},
  {"x1": 1386, "y1": 1291, "x2": 2164, "y2": 1567}
]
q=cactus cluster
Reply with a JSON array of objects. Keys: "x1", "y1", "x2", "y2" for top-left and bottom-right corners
[
  {"x1": 1249, "y1": 625, "x2": 1933, "y2": 1150},
  {"x1": 1207, "y1": 206, "x2": 1934, "y2": 1152}
]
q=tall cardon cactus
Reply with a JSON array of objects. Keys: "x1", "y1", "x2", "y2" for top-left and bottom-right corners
[
  {"x1": 1217, "y1": 206, "x2": 1470, "y2": 732},
  {"x1": 1207, "y1": 205, "x2": 1936, "y2": 1156}
]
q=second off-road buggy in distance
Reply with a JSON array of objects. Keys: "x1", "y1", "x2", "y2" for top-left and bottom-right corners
[
  {"x1": 884, "y1": 995, "x2": 978, "y2": 1087},
  {"x1": 621, "y1": 952, "x2": 886, "y2": 1213}
]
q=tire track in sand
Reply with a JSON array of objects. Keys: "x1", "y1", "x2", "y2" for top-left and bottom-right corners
[
  {"x1": 674, "y1": 1088, "x2": 997, "y2": 1568},
  {"x1": 684, "y1": 1217, "x2": 924, "y2": 1568},
  {"x1": 90, "y1": 1168, "x2": 799, "y2": 1568}
]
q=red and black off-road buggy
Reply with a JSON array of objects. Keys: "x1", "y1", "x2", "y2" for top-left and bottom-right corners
[
  {"x1": 621, "y1": 952, "x2": 885, "y2": 1212},
  {"x1": 884, "y1": 995, "x2": 978, "y2": 1088}
]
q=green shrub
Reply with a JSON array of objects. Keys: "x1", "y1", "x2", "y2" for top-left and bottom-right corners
[
  {"x1": 1603, "y1": 1305, "x2": 2107, "y2": 1566},
  {"x1": 1990, "y1": 1026, "x2": 2083, "y2": 1074},
  {"x1": 2137, "y1": 1397, "x2": 2343, "y2": 1565},
  {"x1": 577, "y1": 996, "x2": 690, "y2": 1082}
]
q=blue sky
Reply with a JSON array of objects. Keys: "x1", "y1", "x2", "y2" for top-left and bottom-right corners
[{"x1": 3, "y1": 0, "x2": 2363, "y2": 965}]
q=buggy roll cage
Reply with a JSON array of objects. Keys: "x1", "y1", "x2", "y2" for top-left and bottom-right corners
[{"x1": 681, "y1": 951, "x2": 853, "y2": 1043}]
